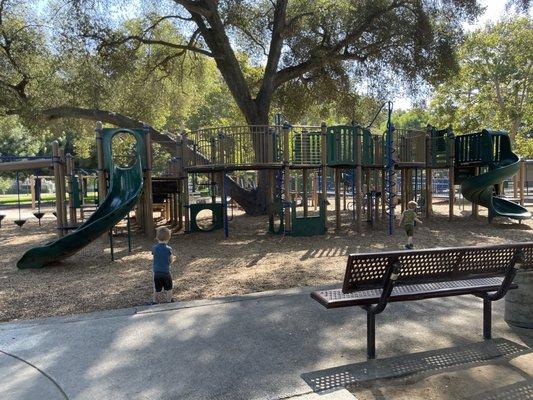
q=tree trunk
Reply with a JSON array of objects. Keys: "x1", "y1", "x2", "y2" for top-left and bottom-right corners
[
  {"x1": 246, "y1": 108, "x2": 273, "y2": 215},
  {"x1": 510, "y1": 118, "x2": 521, "y2": 144}
]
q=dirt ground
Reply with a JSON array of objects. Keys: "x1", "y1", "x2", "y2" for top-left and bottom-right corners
[
  {"x1": 0, "y1": 200, "x2": 532, "y2": 322},
  {"x1": 350, "y1": 352, "x2": 533, "y2": 400}
]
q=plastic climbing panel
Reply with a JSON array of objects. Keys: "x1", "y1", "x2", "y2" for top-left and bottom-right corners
[
  {"x1": 362, "y1": 128, "x2": 384, "y2": 166},
  {"x1": 428, "y1": 126, "x2": 453, "y2": 167},
  {"x1": 189, "y1": 203, "x2": 224, "y2": 233},
  {"x1": 454, "y1": 130, "x2": 494, "y2": 166},
  {"x1": 290, "y1": 201, "x2": 326, "y2": 236},
  {"x1": 102, "y1": 128, "x2": 147, "y2": 171},
  {"x1": 327, "y1": 125, "x2": 360, "y2": 166},
  {"x1": 70, "y1": 176, "x2": 82, "y2": 208}
]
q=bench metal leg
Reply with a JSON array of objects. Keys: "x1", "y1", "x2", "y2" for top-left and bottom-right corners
[
  {"x1": 367, "y1": 312, "x2": 376, "y2": 359},
  {"x1": 483, "y1": 298, "x2": 491, "y2": 340}
]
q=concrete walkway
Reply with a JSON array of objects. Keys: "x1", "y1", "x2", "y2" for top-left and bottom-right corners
[{"x1": 0, "y1": 286, "x2": 531, "y2": 400}]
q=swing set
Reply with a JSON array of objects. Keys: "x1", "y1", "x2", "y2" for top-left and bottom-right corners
[
  {"x1": 0, "y1": 141, "x2": 70, "y2": 231},
  {"x1": 6, "y1": 172, "x2": 49, "y2": 228},
  {"x1": 1, "y1": 167, "x2": 57, "y2": 228}
]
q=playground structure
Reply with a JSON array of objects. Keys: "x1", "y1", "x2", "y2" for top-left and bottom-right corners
[
  {"x1": 176, "y1": 115, "x2": 530, "y2": 237},
  {"x1": 455, "y1": 130, "x2": 530, "y2": 221},
  {"x1": 16, "y1": 126, "x2": 148, "y2": 268},
  {"x1": 0, "y1": 145, "x2": 102, "y2": 231},
  {"x1": 0, "y1": 142, "x2": 71, "y2": 231},
  {"x1": 7, "y1": 108, "x2": 531, "y2": 268}
]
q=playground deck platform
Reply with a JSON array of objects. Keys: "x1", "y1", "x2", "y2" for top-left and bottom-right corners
[
  {"x1": 1, "y1": 285, "x2": 531, "y2": 400},
  {"x1": 185, "y1": 162, "x2": 439, "y2": 173}
]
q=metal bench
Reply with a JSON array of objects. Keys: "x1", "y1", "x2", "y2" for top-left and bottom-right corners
[{"x1": 311, "y1": 242, "x2": 533, "y2": 359}]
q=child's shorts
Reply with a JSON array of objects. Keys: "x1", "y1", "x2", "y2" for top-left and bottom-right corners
[
  {"x1": 404, "y1": 224, "x2": 414, "y2": 236},
  {"x1": 154, "y1": 272, "x2": 173, "y2": 292}
]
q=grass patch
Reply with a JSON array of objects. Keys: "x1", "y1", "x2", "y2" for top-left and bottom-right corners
[{"x1": 0, "y1": 192, "x2": 97, "y2": 206}]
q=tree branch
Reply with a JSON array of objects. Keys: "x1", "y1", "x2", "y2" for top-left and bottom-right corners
[
  {"x1": 178, "y1": 1, "x2": 257, "y2": 122},
  {"x1": 172, "y1": 0, "x2": 212, "y2": 18},
  {"x1": 236, "y1": 25, "x2": 268, "y2": 56},
  {"x1": 285, "y1": 11, "x2": 314, "y2": 29},
  {"x1": 100, "y1": 34, "x2": 215, "y2": 58},
  {"x1": 144, "y1": 14, "x2": 193, "y2": 32},
  {"x1": 0, "y1": 78, "x2": 19, "y2": 92},
  {"x1": 0, "y1": 5, "x2": 31, "y2": 98},
  {"x1": 273, "y1": 2, "x2": 402, "y2": 88},
  {"x1": 255, "y1": 0, "x2": 288, "y2": 113}
]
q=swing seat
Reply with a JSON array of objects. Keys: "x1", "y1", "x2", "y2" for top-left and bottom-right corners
[
  {"x1": 33, "y1": 212, "x2": 45, "y2": 220},
  {"x1": 14, "y1": 219, "x2": 27, "y2": 227}
]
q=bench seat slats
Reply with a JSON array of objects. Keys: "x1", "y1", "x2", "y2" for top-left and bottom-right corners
[
  {"x1": 342, "y1": 242, "x2": 533, "y2": 293},
  {"x1": 311, "y1": 277, "x2": 517, "y2": 309}
]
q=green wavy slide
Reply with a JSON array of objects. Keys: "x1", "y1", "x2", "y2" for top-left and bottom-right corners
[
  {"x1": 461, "y1": 132, "x2": 530, "y2": 222},
  {"x1": 17, "y1": 157, "x2": 143, "y2": 269}
]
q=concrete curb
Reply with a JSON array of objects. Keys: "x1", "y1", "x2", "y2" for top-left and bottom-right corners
[{"x1": 0, "y1": 284, "x2": 339, "y2": 331}]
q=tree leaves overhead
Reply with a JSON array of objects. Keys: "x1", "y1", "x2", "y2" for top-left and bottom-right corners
[
  {"x1": 0, "y1": 115, "x2": 46, "y2": 157},
  {"x1": 3, "y1": 0, "x2": 484, "y2": 121},
  {"x1": 2, "y1": 0, "x2": 528, "y2": 160},
  {"x1": 0, "y1": 1, "x2": 246, "y2": 158},
  {"x1": 57, "y1": 0, "x2": 482, "y2": 125}
]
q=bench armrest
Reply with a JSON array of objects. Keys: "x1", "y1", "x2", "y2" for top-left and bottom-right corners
[
  {"x1": 364, "y1": 259, "x2": 401, "y2": 315},
  {"x1": 481, "y1": 249, "x2": 523, "y2": 301}
]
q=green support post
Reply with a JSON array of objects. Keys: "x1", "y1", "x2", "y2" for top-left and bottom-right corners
[{"x1": 127, "y1": 213, "x2": 132, "y2": 253}]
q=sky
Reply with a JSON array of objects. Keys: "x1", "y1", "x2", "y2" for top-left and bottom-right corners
[{"x1": 465, "y1": 0, "x2": 509, "y2": 30}]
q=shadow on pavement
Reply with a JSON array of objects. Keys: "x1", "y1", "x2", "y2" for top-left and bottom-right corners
[
  {"x1": 301, "y1": 338, "x2": 529, "y2": 394},
  {"x1": 468, "y1": 379, "x2": 533, "y2": 399}
]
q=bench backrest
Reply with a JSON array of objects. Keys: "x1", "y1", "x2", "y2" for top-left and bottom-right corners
[{"x1": 342, "y1": 242, "x2": 533, "y2": 293}]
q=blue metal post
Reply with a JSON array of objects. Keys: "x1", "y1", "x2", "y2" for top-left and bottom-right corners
[
  {"x1": 352, "y1": 167, "x2": 356, "y2": 220},
  {"x1": 385, "y1": 102, "x2": 396, "y2": 235}
]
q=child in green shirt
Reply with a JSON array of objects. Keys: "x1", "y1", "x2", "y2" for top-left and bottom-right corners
[{"x1": 399, "y1": 200, "x2": 422, "y2": 249}]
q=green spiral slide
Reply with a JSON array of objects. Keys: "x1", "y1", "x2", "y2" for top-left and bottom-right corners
[
  {"x1": 460, "y1": 130, "x2": 530, "y2": 222},
  {"x1": 17, "y1": 129, "x2": 144, "y2": 269}
]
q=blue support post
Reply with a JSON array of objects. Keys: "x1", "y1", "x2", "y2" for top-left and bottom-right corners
[
  {"x1": 351, "y1": 167, "x2": 356, "y2": 220},
  {"x1": 385, "y1": 101, "x2": 396, "y2": 236}
]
